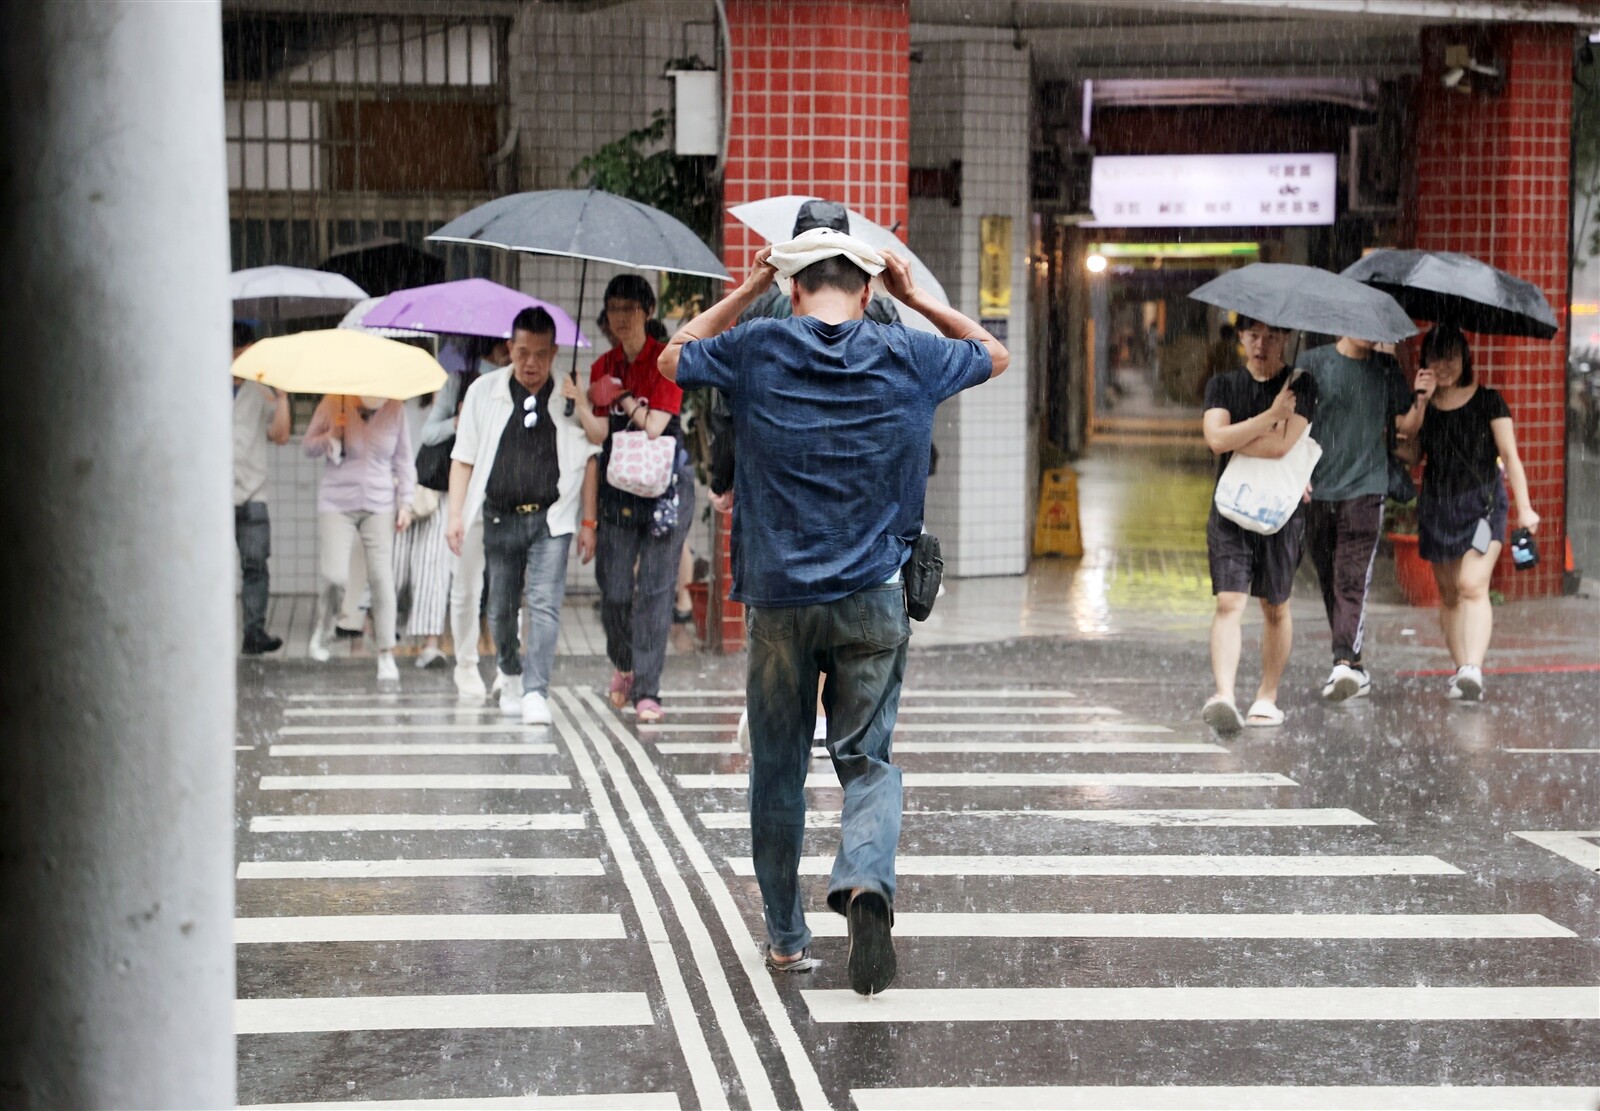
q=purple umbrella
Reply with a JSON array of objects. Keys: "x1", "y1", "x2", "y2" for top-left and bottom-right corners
[{"x1": 360, "y1": 278, "x2": 590, "y2": 348}]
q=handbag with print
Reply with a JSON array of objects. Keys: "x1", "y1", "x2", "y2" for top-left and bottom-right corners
[{"x1": 605, "y1": 430, "x2": 676, "y2": 498}]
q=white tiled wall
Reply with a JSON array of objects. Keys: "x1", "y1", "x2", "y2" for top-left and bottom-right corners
[{"x1": 910, "y1": 38, "x2": 1032, "y2": 578}]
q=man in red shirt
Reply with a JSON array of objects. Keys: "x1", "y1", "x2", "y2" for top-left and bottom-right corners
[{"x1": 570, "y1": 275, "x2": 692, "y2": 723}]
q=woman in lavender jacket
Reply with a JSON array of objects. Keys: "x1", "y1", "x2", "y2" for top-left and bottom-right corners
[{"x1": 303, "y1": 394, "x2": 417, "y2": 682}]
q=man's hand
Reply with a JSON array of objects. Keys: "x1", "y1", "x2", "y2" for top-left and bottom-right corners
[
  {"x1": 880, "y1": 250, "x2": 918, "y2": 304},
  {"x1": 741, "y1": 246, "x2": 778, "y2": 297},
  {"x1": 1268, "y1": 380, "x2": 1298, "y2": 424},
  {"x1": 396, "y1": 507, "x2": 414, "y2": 532},
  {"x1": 709, "y1": 488, "x2": 734, "y2": 515},
  {"x1": 446, "y1": 514, "x2": 464, "y2": 556},
  {"x1": 577, "y1": 523, "x2": 597, "y2": 564}
]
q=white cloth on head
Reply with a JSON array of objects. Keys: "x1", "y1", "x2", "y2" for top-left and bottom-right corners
[{"x1": 767, "y1": 227, "x2": 886, "y2": 279}]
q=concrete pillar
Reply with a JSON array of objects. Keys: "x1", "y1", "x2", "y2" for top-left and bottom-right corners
[{"x1": 0, "y1": 3, "x2": 236, "y2": 1106}]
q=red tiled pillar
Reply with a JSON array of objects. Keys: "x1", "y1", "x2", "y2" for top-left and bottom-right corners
[
  {"x1": 713, "y1": 0, "x2": 911, "y2": 649},
  {"x1": 1412, "y1": 25, "x2": 1572, "y2": 599}
]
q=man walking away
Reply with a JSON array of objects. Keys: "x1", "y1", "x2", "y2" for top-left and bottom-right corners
[
  {"x1": 446, "y1": 308, "x2": 600, "y2": 726},
  {"x1": 1299, "y1": 335, "x2": 1425, "y2": 700},
  {"x1": 1200, "y1": 317, "x2": 1318, "y2": 733},
  {"x1": 232, "y1": 321, "x2": 290, "y2": 654},
  {"x1": 660, "y1": 229, "x2": 1007, "y2": 994}
]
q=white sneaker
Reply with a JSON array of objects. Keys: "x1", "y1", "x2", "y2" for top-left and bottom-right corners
[
  {"x1": 498, "y1": 672, "x2": 522, "y2": 715},
  {"x1": 1453, "y1": 664, "x2": 1484, "y2": 702},
  {"x1": 307, "y1": 629, "x2": 331, "y2": 662},
  {"x1": 737, "y1": 709, "x2": 751, "y2": 752},
  {"x1": 415, "y1": 646, "x2": 446, "y2": 670},
  {"x1": 813, "y1": 714, "x2": 828, "y2": 742},
  {"x1": 1322, "y1": 663, "x2": 1367, "y2": 702},
  {"x1": 376, "y1": 653, "x2": 400, "y2": 683},
  {"x1": 521, "y1": 690, "x2": 552, "y2": 726},
  {"x1": 454, "y1": 663, "x2": 486, "y2": 700}
]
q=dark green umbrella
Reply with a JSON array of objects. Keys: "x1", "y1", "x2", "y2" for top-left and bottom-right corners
[
  {"x1": 1188, "y1": 263, "x2": 1418, "y2": 344},
  {"x1": 1340, "y1": 249, "x2": 1558, "y2": 339}
]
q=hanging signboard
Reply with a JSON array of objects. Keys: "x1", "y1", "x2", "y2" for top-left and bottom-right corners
[
  {"x1": 979, "y1": 215, "x2": 1012, "y2": 319},
  {"x1": 1087, "y1": 153, "x2": 1337, "y2": 228}
]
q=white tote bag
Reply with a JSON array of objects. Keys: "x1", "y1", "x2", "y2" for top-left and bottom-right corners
[
  {"x1": 606, "y1": 430, "x2": 677, "y2": 498},
  {"x1": 1213, "y1": 423, "x2": 1323, "y2": 535}
]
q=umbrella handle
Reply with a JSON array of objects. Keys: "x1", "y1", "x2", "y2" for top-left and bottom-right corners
[{"x1": 565, "y1": 259, "x2": 588, "y2": 417}]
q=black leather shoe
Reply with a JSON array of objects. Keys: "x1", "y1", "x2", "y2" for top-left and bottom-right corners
[{"x1": 241, "y1": 632, "x2": 283, "y2": 655}]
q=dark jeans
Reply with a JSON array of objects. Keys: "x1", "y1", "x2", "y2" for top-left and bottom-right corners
[
  {"x1": 235, "y1": 500, "x2": 271, "y2": 638},
  {"x1": 595, "y1": 469, "x2": 694, "y2": 703},
  {"x1": 747, "y1": 582, "x2": 909, "y2": 955},
  {"x1": 483, "y1": 507, "x2": 570, "y2": 696},
  {"x1": 1305, "y1": 494, "x2": 1385, "y2": 664}
]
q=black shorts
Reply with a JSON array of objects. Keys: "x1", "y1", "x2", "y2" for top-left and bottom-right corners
[
  {"x1": 1207, "y1": 507, "x2": 1305, "y2": 605},
  {"x1": 1419, "y1": 476, "x2": 1508, "y2": 564}
]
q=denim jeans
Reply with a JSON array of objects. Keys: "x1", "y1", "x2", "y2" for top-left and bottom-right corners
[
  {"x1": 483, "y1": 507, "x2": 570, "y2": 696},
  {"x1": 746, "y1": 582, "x2": 909, "y2": 955},
  {"x1": 594, "y1": 465, "x2": 694, "y2": 703},
  {"x1": 235, "y1": 500, "x2": 271, "y2": 638}
]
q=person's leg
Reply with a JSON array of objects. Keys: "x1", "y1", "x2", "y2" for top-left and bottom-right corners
[
  {"x1": 747, "y1": 603, "x2": 821, "y2": 957},
  {"x1": 358, "y1": 511, "x2": 398, "y2": 653},
  {"x1": 391, "y1": 514, "x2": 415, "y2": 639},
  {"x1": 1454, "y1": 543, "x2": 1499, "y2": 668},
  {"x1": 312, "y1": 510, "x2": 359, "y2": 644},
  {"x1": 338, "y1": 532, "x2": 369, "y2": 633},
  {"x1": 1433, "y1": 557, "x2": 1465, "y2": 665},
  {"x1": 1330, "y1": 495, "x2": 1384, "y2": 666},
  {"x1": 450, "y1": 517, "x2": 487, "y2": 668},
  {"x1": 236, "y1": 501, "x2": 272, "y2": 643},
  {"x1": 1303, "y1": 500, "x2": 1338, "y2": 652},
  {"x1": 595, "y1": 519, "x2": 641, "y2": 680},
  {"x1": 520, "y1": 521, "x2": 571, "y2": 697},
  {"x1": 1255, "y1": 599, "x2": 1293, "y2": 706},
  {"x1": 482, "y1": 513, "x2": 530, "y2": 684},
  {"x1": 821, "y1": 584, "x2": 907, "y2": 995},
  {"x1": 675, "y1": 536, "x2": 694, "y2": 617},
  {"x1": 630, "y1": 480, "x2": 695, "y2": 706},
  {"x1": 1209, "y1": 592, "x2": 1247, "y2": 701}
]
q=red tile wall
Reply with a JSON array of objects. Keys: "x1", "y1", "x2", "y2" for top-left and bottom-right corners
[
  {"x1": 714, "y1": 0, "x2": 911, "y2": 648},
  {"x1": 1413, "y1": 25, "x2": 1573, "y2": 599}
]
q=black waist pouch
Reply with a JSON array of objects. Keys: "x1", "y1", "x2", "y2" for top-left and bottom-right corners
[{"x1": 903, "y1": 532, "x2": 943, "y2": 622}]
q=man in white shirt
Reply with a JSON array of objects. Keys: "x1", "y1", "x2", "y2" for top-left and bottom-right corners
[
  {"x1": 232, "y1": 322, "x2": 291, "y2": 654},
  {"x1": 446, "y1": 308, "x2": 600, "y2": 721}
]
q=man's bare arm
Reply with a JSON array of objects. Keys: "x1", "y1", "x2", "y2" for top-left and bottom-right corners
[
  {"x1": 880, "y1": 251, "x2": 1009, "y2": 377},
  {"x1": 659, "y1": 246, "x2": 778, "y2": 383}
]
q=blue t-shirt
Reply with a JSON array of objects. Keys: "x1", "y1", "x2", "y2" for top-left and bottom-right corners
[{"x1": 677, "y1": 316, "x2": 991, "y2": 607}]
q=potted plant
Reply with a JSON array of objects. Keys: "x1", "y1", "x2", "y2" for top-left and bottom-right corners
[{"x1": 1385, "y1": 496, "x2": 1440, "y2": 607}]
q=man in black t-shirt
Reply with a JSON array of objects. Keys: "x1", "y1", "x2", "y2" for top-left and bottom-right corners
[{"x1": 1199, "y1": 316, "x2": 1318, "y2": 734}]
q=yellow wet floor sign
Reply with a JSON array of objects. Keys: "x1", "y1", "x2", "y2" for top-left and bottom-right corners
[{"x1": 1034, "y1": 467, "x2": 1084, "y2": 558}]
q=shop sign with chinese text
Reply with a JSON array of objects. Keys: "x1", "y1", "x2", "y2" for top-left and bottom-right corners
[{"x1": 1088, "y1": 153, "x2": 1337, "y2": 228}]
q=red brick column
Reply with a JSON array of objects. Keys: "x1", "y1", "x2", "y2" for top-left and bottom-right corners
[
  {"x1": 1412, "y1": 25, "x2": 1573, "y2": 599},
  {"x1": 713, "y1": 0, "x2": 911, "y2": 649}
]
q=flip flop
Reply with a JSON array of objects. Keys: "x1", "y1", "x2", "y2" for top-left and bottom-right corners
[
  {"x1": 1201, "y1": 695, "x2": 1243, "y2": 735},
  {"x1": 1245, "y1": 699, "x2": 1285, "y2": 727},
  {"x1": 761, "y1": 942, "x2": 820, "y2": 974}
]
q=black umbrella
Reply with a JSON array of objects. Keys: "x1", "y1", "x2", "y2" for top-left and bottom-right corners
[
  {"x1": 319, "y1": 239, "x2": 445, "y2": 297},
  {"x1": 1340, "y1": 249, "x2": 1558, "y2": 339},
  {"x1": 429, "y1": 188, "x2": 730, "y2": 412},
  {"x1": 1188, "y1": 263, "x2": 1418, "y2": 345}
]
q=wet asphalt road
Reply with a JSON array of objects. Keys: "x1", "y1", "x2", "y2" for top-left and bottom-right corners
[{"x1": 234, "y1": 636, "x2": 1600, "y2": 1109}]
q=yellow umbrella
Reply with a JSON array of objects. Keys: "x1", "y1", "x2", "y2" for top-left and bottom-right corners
[{"x1": 230, "y1": 329, "x2": 446, "y2": 401}]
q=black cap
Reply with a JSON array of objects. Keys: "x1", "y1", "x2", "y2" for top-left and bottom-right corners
[{"x1": 793, "y1": 199, "x2": 849, "y2": 235}]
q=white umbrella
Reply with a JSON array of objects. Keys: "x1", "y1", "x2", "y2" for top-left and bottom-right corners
[
  {"x1": 230, "y1": 265, "x2": 368, "y2": 324},
  {"x1": 728, "y1": 195, "x2": 950, "y2": 333}
]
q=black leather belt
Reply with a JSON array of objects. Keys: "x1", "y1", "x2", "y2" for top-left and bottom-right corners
[{"x1": 487, "y1": 501, "x2": 546, "y2": 516}]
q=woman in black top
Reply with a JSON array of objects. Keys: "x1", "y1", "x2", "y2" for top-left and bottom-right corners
[{"x1": 1401, "y1": 325, "x2": 1538, "y2": 702}]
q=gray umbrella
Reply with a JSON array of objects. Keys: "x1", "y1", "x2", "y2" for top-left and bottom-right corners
[
  {"x1": 1188, "y1": 263, "x2": 1418, "y2": 344},
  {"x1": 1340, "y1": 249, "x2": 1557, "y2": 340},
  {"x1": 429, "y1": 188, "x2": 729, "y2": 414},
  {"x1": 427, "y1": 188, "x2": 730, "y2": 281}
]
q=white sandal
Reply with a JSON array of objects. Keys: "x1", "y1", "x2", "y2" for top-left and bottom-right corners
[{"x1": 1245, "y1": 699, "x2": 1285, "y2": 727}]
